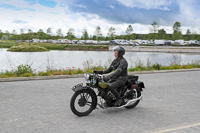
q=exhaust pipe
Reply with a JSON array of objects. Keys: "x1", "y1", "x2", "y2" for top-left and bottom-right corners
[{"x1": 115, "y1": 95, "x2": 143, "y2": 109}]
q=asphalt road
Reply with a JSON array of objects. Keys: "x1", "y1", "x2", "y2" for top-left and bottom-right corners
[{"x1": 0, "y1": 71, "x2": 200, "y2": 133}]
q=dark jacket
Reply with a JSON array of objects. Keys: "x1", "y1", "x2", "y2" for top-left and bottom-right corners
[{"x1": 102, "y1": 57, "x2": 128, "y2": 82}]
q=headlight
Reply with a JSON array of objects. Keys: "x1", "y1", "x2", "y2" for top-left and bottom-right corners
[{"x1": 84, "y1": 73, "x2": 91, "y2": 83}]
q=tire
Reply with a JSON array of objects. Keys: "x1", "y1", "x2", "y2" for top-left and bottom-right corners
[
  {"x1": 70, "y1": 89, "x2": 97, "y2": 117},
  {"x1": 125, "y1": 88, "x2": 141, "y2": 109}
]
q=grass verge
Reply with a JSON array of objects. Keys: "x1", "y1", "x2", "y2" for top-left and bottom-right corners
[{"x1": 1, "y1": 62, "x2": 200, "y2": 78}]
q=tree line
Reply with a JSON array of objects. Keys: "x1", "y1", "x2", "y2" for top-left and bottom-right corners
[{"x1": 0, "y1": 21, "x2": 200, "y2": 41}]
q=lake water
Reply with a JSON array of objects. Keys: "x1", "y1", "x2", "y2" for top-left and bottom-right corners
[{"x1": 0, "y1": 48, "x2": 200, "y2": 73}]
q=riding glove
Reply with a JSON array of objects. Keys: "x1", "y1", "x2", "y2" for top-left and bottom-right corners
[{"x1": 103, "y1": 76, "x2": 111, "y2": 82}]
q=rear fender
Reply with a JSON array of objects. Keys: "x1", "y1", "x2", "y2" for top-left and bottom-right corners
[{"x1": 137, "y1": 81, "x2": 145, "y2": 91}]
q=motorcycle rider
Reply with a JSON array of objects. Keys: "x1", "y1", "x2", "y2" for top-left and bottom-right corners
[{"x1": 94, "y1": 46, "x2": 128, "y2": 107}]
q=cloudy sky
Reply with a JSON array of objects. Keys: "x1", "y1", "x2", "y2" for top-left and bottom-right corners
[{"x1": 0, "y1": 0, "x2": 200, "y2": 37}]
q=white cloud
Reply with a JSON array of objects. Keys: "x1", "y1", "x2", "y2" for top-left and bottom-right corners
[
  {"x1": 174, "y1": 0, "x2": 200, "y2": 26},
  {"x1": 0, "y1": 0, "x2": 150, "y2": 35},
  {"x1": 0, "y1": 0, "x2": 200, "y2": 36},
  {"x1": 116, "y1": 0, "x2": 171, "y2": 10},
  {"x1": 110, "y1": 5, "x2": 115, "y2": 9}
]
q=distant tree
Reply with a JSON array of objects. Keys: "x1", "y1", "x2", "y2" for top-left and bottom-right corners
[
  {"x1": 27, "y1": 29, "x2": 34, "y2": 43},
  {"x1": 191, "y1": 28, "x2": 198, "y2": 40},
  {"x1": 173, "y1": 22, "x2": 181, "y2": 32},
  {"x1": 105, "y1": 36, "x2": 110, "y2": 41},
  {"x1": 56, "y1": 28, "x2": 63, "y2": 38},
  {"x1": 130, "y1": 34, "x2": 135, "y2": 40},
  {"x1": 47, "y1": 28, "x2": 52, "y2": 35},
  {"x1": 92, "y1": 35, "x2": 97, "y2": 40},
  {"x1": 186, "y1": 29, "x2": 191, "y2": 35},
  {"x1": 158, "y1": 29, "x2": 166, "y2": 39},
  {"x1": 67, "y1": 28, "x2": 75, "y2": 41},
  {"x1": 4, "y1": 30, "x2": 10, "y2": 40},
  {"x1": 172, "y1": 21, "x2": 182, "y2": 40},
  {"x1": 12, "y1": 30, "x2": 17, "y2": 35},
  {"x1": 82, "y1": 28, "x2": 89, "y2": 40},
  {"x1": 37, "y1": 29, "x2": 45, "y2": 39},
  {"x1": 20, "y1": 29, "x2": 25, "y2": 41},
  {"x1": 126, "y1": 25, "x2": 133, "y2": 35},
  {"x1": 107, "y1": 27, "x2": 116, "y2": 40},
  {"x1": 184, "y1": 29, "x2": 191, "y2": 41},
  {"x1": 150, "y1": 21, "x2": 159, "y2": 40},
  {"x1": 10, "y1": 30, "x2": 18, "y2": 40},
  {"x1": 0, "y1": 29, "x2": 3, "y2": 39},
  {"x1": 20, "y1": 29, "x2": 24, "y2": 34},
  {"x1": 148, "y1": 33, "x2": 153, "y2": 40},
  {"x1": 125, "y1": 25, "x2": 134, "y2": 40},
  {"x1": 46, "y1": 28, "x2": 52, "y2": 39},
  {"x1": 94, "y1": 26, "x2": 103, "y2": 41}
]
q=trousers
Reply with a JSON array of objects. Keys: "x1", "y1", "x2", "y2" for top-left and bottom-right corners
[{"x1": 107, "y1": 79, "x2": 126, "y2": 99}]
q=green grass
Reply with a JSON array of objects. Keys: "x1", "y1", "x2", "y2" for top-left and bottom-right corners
[
  {"x1": 128, "y1": 63, "x2": 197, "y2": 72},
  {"x1": 65, "y1": 45, "x2": 108, "y2": 50},
  {"x1": 0, "y1": 40, "x2": 109, "y2": 51},
  {"x1": 33, "y1": 43, "x2": 67, "y2": 50},
  {"x1": 0, "y1": 40, "x2": 20, "y2": 48},
  {"x1": 7, "y1": 45, "x2": 49, "y2": 52},
  {"x1": 1, "y1": 61, "x2": 200, "y2": 78}
]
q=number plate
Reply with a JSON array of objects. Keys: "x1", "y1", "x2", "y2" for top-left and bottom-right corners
[{"x1": 71, "y1": 83, "x2": 83, "y2": 91}]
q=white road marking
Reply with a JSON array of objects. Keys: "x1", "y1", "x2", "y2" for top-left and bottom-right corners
[{"x1": 152, "y1": 122, "x2": 200, "y2": 133}]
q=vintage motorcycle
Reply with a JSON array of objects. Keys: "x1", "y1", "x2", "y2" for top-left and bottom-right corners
[{"x1": 70, "y1": 73, "x2": 145, "y2": 117}]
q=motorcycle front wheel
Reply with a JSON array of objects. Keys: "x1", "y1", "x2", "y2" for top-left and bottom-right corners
[{"x1": 70, "y1": 89, "x2": 97, "y2": 117}]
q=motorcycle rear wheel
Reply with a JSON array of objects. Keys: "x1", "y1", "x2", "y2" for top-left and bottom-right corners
[
  {"x1": 124, "y1": 88, "x2": 141, "y2": 109},
  {"x1": 70, "y1": 89, "x2": 97, "y2": 117}
]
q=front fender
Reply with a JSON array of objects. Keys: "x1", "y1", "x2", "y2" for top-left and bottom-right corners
[{"x1": 72, "y1": 86, "x2": 88, "y2": 92}]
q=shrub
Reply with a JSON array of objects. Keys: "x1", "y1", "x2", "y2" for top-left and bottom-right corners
[
  {"x1": 3, "y1": 70, "x2": 16, "y2": 77},
  {"x1": 190, "y1": 60, "x2": 200, "y2": 68},
  {"x1": 15, "y1": 65, "x2": 33, "y2": 76},
  {"x1": 128, "y1": 67, "x2": 146, "y2": 71},
  {"x1": 74, "y1": 68, "x2": 84, "y2": 74},
  {"x1": 53, "y1": 71, "x2": 63, "y2": 75},
  {"x1": 152, "y1": 63, "x2": 162, "y2": 70},
  {"x1": 38, "y1": 72, "x2": 48, "y2": 76},
  {"x1": 169, "y1": 64, "x2": 180, "y2": 69},
  {"x1": 160, "y1": 66, "x2": 168, "y2": 70},
  {"x1": 22, "y1": 73, "x2": 32, "y2": 77}
]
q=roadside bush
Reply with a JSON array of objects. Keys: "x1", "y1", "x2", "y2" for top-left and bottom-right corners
[
  {"x1": 152, "y1": 63, "x2": 162, "y2": 70},
  {"x1": 22, "y1": 73, "x2": 33, "y2": 77},
  {"x1": 38, "y1": 72, "x2": 49, "y2": 76},
  {"x1": 128, "y1": 67, "x2": 146, "y2": 71},
  {"x1": 160, "y1": 66, "x2": 168, "y2": 70},
  {"x1": 75, "y1": 68, "x2": 84, "y2": 74},
  {"x1": 2, "y1": 70, "x2": 16, "y2": 77},
  {"x1": 16, "y1": 65, "x2": 33, "y2": 76},
  {"x1": 190, "y1": 60, "x2": 200, "y2": 68},
  {"x1": 53, "y1": 71, "x2": 63, "y2": 75}
]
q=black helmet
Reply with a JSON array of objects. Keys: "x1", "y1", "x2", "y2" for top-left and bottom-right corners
[{"x1": 112, "y1": 46, "x2": 125, "y2": 57}]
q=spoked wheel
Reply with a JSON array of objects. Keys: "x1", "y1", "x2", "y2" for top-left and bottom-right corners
[
  {"x1": 70, "y1": 89, "x2": 97, "y2": 117},
  {"x1": 124, "y1": 88, "x2": 141, "y2": 109}
]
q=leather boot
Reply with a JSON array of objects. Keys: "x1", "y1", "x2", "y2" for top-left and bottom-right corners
[{"x1": 107, "y1": 85, "x2": 123, "y2": 107}]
